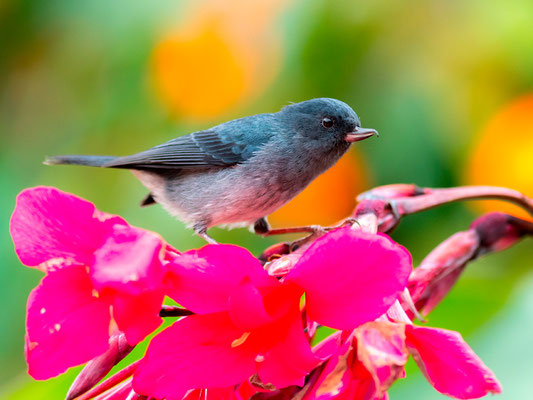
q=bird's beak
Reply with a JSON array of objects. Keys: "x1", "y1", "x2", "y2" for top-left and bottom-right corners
[{"x1": 345, "y1": 127, "x2": 379, "y2": 142}]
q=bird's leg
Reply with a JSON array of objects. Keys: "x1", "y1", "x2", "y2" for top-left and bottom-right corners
[
  {"x1": 253, "y1": 217, "x2": 325, "y2": 236},
  {"x1": 193, "y1": 223, "x2": 218, "y2": 244}
]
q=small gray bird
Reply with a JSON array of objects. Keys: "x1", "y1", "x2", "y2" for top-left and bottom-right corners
[{"x1": 45, "y1": 98, "x2": 377, "y2": 242}]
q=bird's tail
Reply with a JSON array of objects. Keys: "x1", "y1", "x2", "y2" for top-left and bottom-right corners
[{"x1": 44, "y1": 155, "x2": 117, "y2": 167}]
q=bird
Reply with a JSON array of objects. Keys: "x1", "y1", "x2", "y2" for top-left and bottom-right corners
[{"x1": 45, "y1": 98, "x2": 378, "y2": 243}]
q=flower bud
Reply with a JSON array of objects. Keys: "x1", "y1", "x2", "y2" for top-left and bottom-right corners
[{"x1": 66, "y1": 334, "x2": 134, "y2": 400}]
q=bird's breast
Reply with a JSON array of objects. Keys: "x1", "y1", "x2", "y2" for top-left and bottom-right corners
[{"x1": 149, "y1": 140, "x2": 350, "y2": 228}]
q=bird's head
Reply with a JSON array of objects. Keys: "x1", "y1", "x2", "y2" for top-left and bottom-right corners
[{"x1": 279, "y1": 98, "x2": 378, "y2": 146}]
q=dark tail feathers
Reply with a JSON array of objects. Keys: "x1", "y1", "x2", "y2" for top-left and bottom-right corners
[{"x1": 44, "y1": 155, "x2": 117, "y2": 167}]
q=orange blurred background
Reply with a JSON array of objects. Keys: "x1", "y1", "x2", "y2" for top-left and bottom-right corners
[{"x1": 466, "y1": 94, "x2": 533, "y2": 219}]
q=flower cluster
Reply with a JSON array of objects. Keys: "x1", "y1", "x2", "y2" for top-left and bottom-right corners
[{"x1": 10, "y1": 187, "x2": 512, "y2": 400}]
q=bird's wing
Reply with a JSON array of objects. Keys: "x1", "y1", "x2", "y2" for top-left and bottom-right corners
[{"x1": 104, "y1": 126, "x2": 271, "y2": 170}]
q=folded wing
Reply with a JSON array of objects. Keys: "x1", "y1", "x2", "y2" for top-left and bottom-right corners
[{"x1": 104, "y1": 128, "x2": 269, "y2": 170}]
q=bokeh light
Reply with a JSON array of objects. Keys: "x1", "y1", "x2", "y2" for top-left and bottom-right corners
[
  {"x1": 151, "y1": 0, "x2": 290, "y2": 120},
  {"x1": 270, "y1": 151, "x2": 369, "y2": 227},
  {"x1": 465, "y1": 94, "x2": 533, "y2": 219}
]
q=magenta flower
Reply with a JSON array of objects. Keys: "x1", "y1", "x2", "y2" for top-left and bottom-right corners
[
  {"x1": 301, "y1": 325, "x2": 403, "y2": 400},
  {"x1": 182, "y1": 383, "x2": 260, "y2": 400},
  {"x1": 303, "y1": 311, "x2": 501, "y2": 400},
  {"x1": 133, "y1": 228, "x2": 412, "y2": 399},
  {"x1": 10, "y1": 187, "x2": 174, "y2": 380},
  {"x1": 9, "y1": 182, "x2": 528, "y2": 400}
]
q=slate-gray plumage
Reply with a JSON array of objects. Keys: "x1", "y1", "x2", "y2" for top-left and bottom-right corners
[{"x1": 45, "y1": 98, "x2": 378, "y2": 242}]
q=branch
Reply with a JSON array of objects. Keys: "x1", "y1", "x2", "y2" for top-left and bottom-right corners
[{"x1": 355, "y1": 185, "x2": 533, "y2": 233}]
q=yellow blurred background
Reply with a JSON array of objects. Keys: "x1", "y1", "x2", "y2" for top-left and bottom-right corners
[{"x1": 1, "y1": 0, "x2": 532, "y2": 398}]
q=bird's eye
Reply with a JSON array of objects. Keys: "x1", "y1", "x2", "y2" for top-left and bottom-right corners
[{"x1": 321, "y1": 117, "x2": 335, "y2": 128}]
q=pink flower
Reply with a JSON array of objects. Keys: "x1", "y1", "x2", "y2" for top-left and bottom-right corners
[
  {"x1": 182, "y1": 382, "x2": 262, "y2": 400},
  {"x1": 303, "y1": 315, "x2": 501, "y2": 399},
  {"x1": 133, "y1": 245, "x2": 314, "y2": 400},
  {"x1": 284, "y1": 229, "x2": 412, "y2": 330},
  {"x1": 133, "y1": 228, "x2": 412, "y2": 399},
  {"x1": 10, "y1": 187, "x2": 174, "y2": 380},
  {"x1": 300, "y1": 327, "x2": 402, "y2": 400},
  {"x1": 299, "y1": 296, "x2": 501, "y2": 400}
]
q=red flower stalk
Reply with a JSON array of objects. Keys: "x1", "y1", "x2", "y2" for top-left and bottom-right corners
[{"x1": 356, "y1": 184, "x2": 533, "y2": 233}]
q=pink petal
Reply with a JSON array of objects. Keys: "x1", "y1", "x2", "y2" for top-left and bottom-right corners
[
  {"x1": 26, "y1": 266, "x2": 112, "y2": 379},
  {"x1": 405, "y1": 325, "x2": 502, "y2": 399},
  {"x1": 257, "y1": 314, "x2": 319, "y2": 387},
  {"x1": 300, "y1": 339, "x2": 355, "y2": 400},
  {"x1": 303, "y1": 342, "x2": 387, "y2": 400},
  {"x1": 265, "y1": 254, "x2": 302, "y2": 277},
  {"x1": 355, "y1": 322, "x2": 407, "y2": 394},
  {"x1": 235, "y1": 380, "x2": 263, "y2": 400},
  {"x1": 167, "y1": 244, "x2": 276, "y2": 314},
  {"x1": 262, "y1": 283, "x2": 304, "y2": 321},
  {"x1": 228, "y1": 278, "x2": 275, "y2": 331},
  {"x1": 413, "y1": 267, "x2": 464, "y2": 317},
  {"x1": 91, "y1": 225, "x2": 166, "y2": 295},
  {"x1": 111, "y1": 291, "x2": 164, "y2": 345},
  {"x1": 408, "y1": 230, "x2": 479, "y2": 316},
  {"x1": 312, "y1": 331, "x2": 344, "y2": 360},
  {"x1": 10, "y1": 187, "x2": 125, "y2": 269},
  {"x1": 183, "y1": 387, "x2": 238, "y2": 400},
  {"x1": 347, "y1": 359, "x2": 389, "y2": 400},
  {"x1": 287, "y1": 228, "x2": 412, "y2": 330},
  {"x1": 133, "y1": 312, "x2": 256, "y2": 400},
  {"x1": 259, "y1": 242, "x2": 291, "y2": 262},
  {"x1": 247, "y1": 386, "x2": 301, "y2": 399}
]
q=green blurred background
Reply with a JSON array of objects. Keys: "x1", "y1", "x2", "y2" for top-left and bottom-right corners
[{"x1": 1, "y1": 0, "x2": 532, "y2": 398}]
